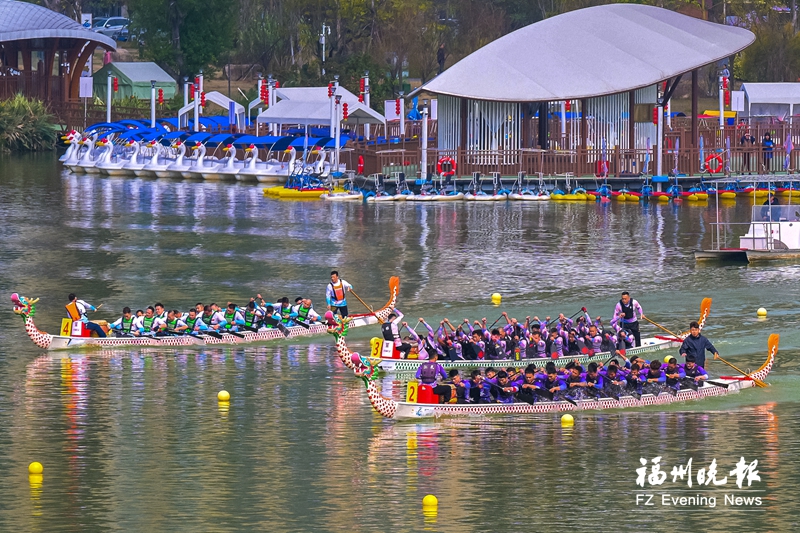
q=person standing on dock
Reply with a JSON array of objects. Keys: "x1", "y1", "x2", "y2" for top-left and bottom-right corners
[
  {"x1": 326, "y1": 271, "x2": 352, "y2": 317},
  {"x1": 740, "y1": 126, "x2": 756, "y2": 174},
  {"x1": 762, "y1": 132, "x2": 774, "y2": 173},
  {"x1": 679, "y1": 321, "x2": 719, "y2": 368},
  {"x1": 613, "y1": 292, "x2": 644, "y2": 347}
]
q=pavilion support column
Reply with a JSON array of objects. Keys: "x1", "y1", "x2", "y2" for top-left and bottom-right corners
[
  {"x1": 538, "y1": 101, "x2": 548, "y2": 149},
  {"x1": 628, "y1": 90, "x2": 635, "y2": 151},
  {"x1": 522, "y1": 103, "x2": 531, "y2": 149},
  {"x1": 692, "y1": 69, "x2": 699, "y2": 175},
  {"x1": 459, "y1": 97, "x2": 467, "y2": 151},
  {"x1": 69, "y1": 42, "x2": 98, "y2": 100},
  {"x1": 580, "y1": 99, "x2": 588, "y2": 150},
  {"x1": 45, "y1": 39, "x2": 59, "y2": 100}
]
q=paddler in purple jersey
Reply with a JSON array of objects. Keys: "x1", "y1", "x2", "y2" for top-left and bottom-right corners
[
  {"x1": 601, "y1": 364, "x2": 626, "y2": 397},
  {"x1": 547, "y1": 328, "x2": 564, "y2": 359},
  {"x1": 516, "y1": 364, "x2": 542, "y2": 404},
  {"x1": 612, "y1": 291, "x2": 645, "y2": 347},
  {"x1": 681, "y1": 354, "x2": 708, "y2": 389},
  {"x1": 491, "y1": 370, "x2": 518, "y2": 403},
  {"x1": 625, "y1": 364, "x2": 645, "y2": 395},
  {"x1": 525, "y1": 329, "x2": 547, "y2": 358},
  {"x1": 641, "y1": 360, "x2": 668, "y2": 395},
  {"x1": 583, "y1": 324, "x2": 604, "y2": 355},
  {"x1": 583, "y1": 362, "x2": 605, "y2": 397},
  {"x1": 662, "y1": 357, "x2": 686, "y2": 390},
  {"x1": 414, "y1": 350, "x2": 451, "y2": 402}
]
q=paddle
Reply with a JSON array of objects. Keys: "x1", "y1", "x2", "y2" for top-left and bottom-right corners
[
  {"x1": 198, "y1": 329, "x2": 223, "y2": 339},
  {"x1": 641, "y1": 316, "x2": 682, "y2": 339},
  {"x1": 262, "y1": 317, "x2": 291, "y2": 337},
  {"x1": 349, "y1": 288, "x2": 385, "y2": 324},
  {"x1": 713, "y1": 353, "x2": 767, "y2": 388},
  {"x1": 293, "y1": 319, "x2": 312, "y2": 329},
  {"x1": 705, "y1": 380, "x2": 731, "y2": 389},
  {"x1": 221, "y1": 329, "x2": 246, "y2": 338}
]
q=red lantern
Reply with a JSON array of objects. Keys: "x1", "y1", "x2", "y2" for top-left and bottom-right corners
[
  {"x1": 275, "y1": 80, "x2": 280, "y2": 88},
  {"x1": 189, "y1": 83, "x2": 195, "y2": 99},
  {"x1": 725, "y1": 90, "x2": 731, "y2": 106},
  {"x1": 157, "y1": 88, "x2": 164, "y2": 105},
  {"x1": 113, "y1": 77, "x2": 118, "y2": 92},
  {"x1": 395, "y1": 99, "x2": 401, "y2": 116},
  {"x1": 722, "y1": 77, "x2": 729, "y2": 90},
  {"x1": 565, "y1": 100, "x2": 571, "y2": 112},
  {"x1": 200, "y1": 91, "x2": 206, "y2": 107},
  {"x1": 343, "y1": 102, "x2": 349, "y2": 120},
  {"x1": 359, "y1": 78, "x2": 365, "y2": 93},
  {"x1": 327, "y1": 83, "x2": 333, "y2": 98},
  {"x1": 194, "y1": 76, "x2": 200, "y2": 87},
  {"x1": 358, "y1": 93, "x2": 364, "y2": 103},
  {"x1": 652, "y1": 107, "x2": 659, "y2": 125}
]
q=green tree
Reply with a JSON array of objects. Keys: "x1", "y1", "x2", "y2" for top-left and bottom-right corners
[{"x1": 128, "y1": 0, "x2": 236, "y2": 78}]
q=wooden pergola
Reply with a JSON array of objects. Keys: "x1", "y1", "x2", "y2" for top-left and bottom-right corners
[{"x1": 0, "y1": 0, "x2": 116, "y2": 102}]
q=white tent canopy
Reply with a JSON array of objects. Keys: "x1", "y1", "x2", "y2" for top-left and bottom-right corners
[
  {"x1": 275, "y1": 86, "x2": 362, "y2": 106},
  {"x1": 413, "y1": 3, "x2": 754, "y2": 102},
  {"x1": 256, "y1": 99, "x2": 385, "y2": 126},
  {"x1": 742, "y1": 83, "x2": 800, "y2": 120}
]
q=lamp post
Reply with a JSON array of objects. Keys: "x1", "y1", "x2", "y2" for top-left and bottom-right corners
[
  {"x1": 364, "y1": 71, "x2": 371, "y2": 141},
  {"x1": 334, "y1": 94, "x2": 342, "y2": 172},
  {"x1": 150, "y1": 80, "x2": 156, "y2": 128},
  {"x1": 106, "y1": 71, "x2": 112, "y2": 122},
  {"x1": 421, "y1": 101, "x2": 428, "y2": 180}
]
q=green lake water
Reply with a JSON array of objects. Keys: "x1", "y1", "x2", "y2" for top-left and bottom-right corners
[{"x1": 1, "y1": 152, "x2": 799, "y2": 531}]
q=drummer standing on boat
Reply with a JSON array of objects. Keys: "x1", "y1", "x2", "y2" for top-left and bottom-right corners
[
  {"x1": 326, "y1": 271, "x2": 352, "y2": 317},
  {"x1": 613, "y1": 291, "x2": 644, "y2": 347},
  {"x1": 679, "y1": 321, "x2": 719, "y2": 368}
]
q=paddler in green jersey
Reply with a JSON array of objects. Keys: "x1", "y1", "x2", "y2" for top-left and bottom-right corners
[
  {"x1": 155, "y1": 309, "x2": 189, "y2": 335},
  {"x1": 140, "y1": 306, "x2": 157, "y2": 335},
  {"x1": 242, "y1": 300, "x2": 264, "y2": 330},
  {"x1": 110, "y1": 306, "x2": 141, "y2": 336},
  {"x1": 293, "y1": 298, "x2": 320, "y2": 324}
]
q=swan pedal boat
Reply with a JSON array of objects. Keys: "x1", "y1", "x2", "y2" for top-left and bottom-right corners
[
  {"x1": 12, "y1": 278, "x2": 400, "y2": 351},
  {"x1": 344, "y1": 334, "x2": 777, "y2": 420},
  {"x1": 365, "y1": 297, "x2": 712, "y2": 373}
]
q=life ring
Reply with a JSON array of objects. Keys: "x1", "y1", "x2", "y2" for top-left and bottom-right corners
[
  {"x1": 357, "y1": 155, "x2": 364, "y2": 174},
  {"x1": 705, "y1": 153, "x2": 723, "y2": 173},
  {"x1": 436, "y1": 156, "x2": 457, "y2": 176}
]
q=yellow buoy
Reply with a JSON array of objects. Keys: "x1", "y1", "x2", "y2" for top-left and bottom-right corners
[
  {"x1": 561, "y1": 414, "x2": 574, "y2": 426},
  {"x1": 757, "y1": 307, "x2": 767, "y2": 318},
  {"x1": 491, "y1": 293, "x2": 502, "y2": 305},
  {"x1": 28, "y1": 462, "x2": 43, "y2": 475},
  {"x1": 664, "y1": 355, "x2": 673, "y2": 363},
  {"x1": 422, "y1": 494, "x2": 438, "y2": 507},
  {"x1": 218, "y1": 390, "x2": 231, "y2": 402},
  {"x1": 658, "y1": 195, "x2": 670, "y2": 202}
]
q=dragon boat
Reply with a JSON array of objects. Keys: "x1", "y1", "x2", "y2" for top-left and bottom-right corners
[
  {"x1": 329, "y1": 318, "x2": 778, "y2": 420},
  {"x1": 365, "y1": 298, "x2": 711, "y2": 373},
  {"x1": 12, "y1": 277, "x2": 400, "y2": 351}
]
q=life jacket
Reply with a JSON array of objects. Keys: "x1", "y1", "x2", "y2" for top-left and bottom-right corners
[
  {"x1": 280, "y1": 305, "x2": 293, "y2": 324},
  {"x1": 381, "y1": 322, "x2": 397, "y2": 341},
  {"x1": 296, "y1": 305, "x2": 311, "y2": 322},
  {"x1": 484, "y1": 340, "x2": 499, "y2": 360},
  {"x1": 619, "y1": 299, "x2": 635, "y2": 322},
  {"x1": 684, "y1": 365, "x2": 701, "y2": 378},
  {"x1": 419, "y1": 362, "x2": 438, "y2": 383},
  {"x1": 186, "y1": 316, "x2": 199, "y2": 330},
  {"x1": 142, "y1": 316, "x2": 155, "y2": 331},
  {"x1": 664, "y1": 367, "x2": 681, "y2": 387},
  {"x1": 330, "y1": 281, "x2": 346, "y2": 302},
  {"x1": 224, "y1": 310, "x2": 236, "y2": 328},
  {"x1": 166, "y1": 318, "x2": 178, "y2": 330},
  {"x1": 244, "y1": 309, "x2": 257, "y2": 327},
  {"x1": 120, "y1": 317, "x2": 133, "y2": 332},
  {"x1": 462, "y1": 341, "x2": 480, "y2": 360}
]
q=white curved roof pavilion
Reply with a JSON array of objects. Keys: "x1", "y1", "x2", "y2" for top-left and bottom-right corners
[
  {"x1": 416, "y1": 4, "x2": 754, "y2": 155},
  {"x1": 418, "y1": 3, "x2": 753, "y2": 102}
]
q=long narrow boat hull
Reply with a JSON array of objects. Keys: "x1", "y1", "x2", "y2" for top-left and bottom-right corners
[
  {"x1": 13, "y1": 277, "x2": 400, "y2": 351},
  {"x1": 345, "y1": 332, "x2": 778, "y2": 421}
]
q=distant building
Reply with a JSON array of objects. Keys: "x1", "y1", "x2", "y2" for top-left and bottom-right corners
[{"x1": 0, "y1": 0, "x2": 115, "y2": 102}]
